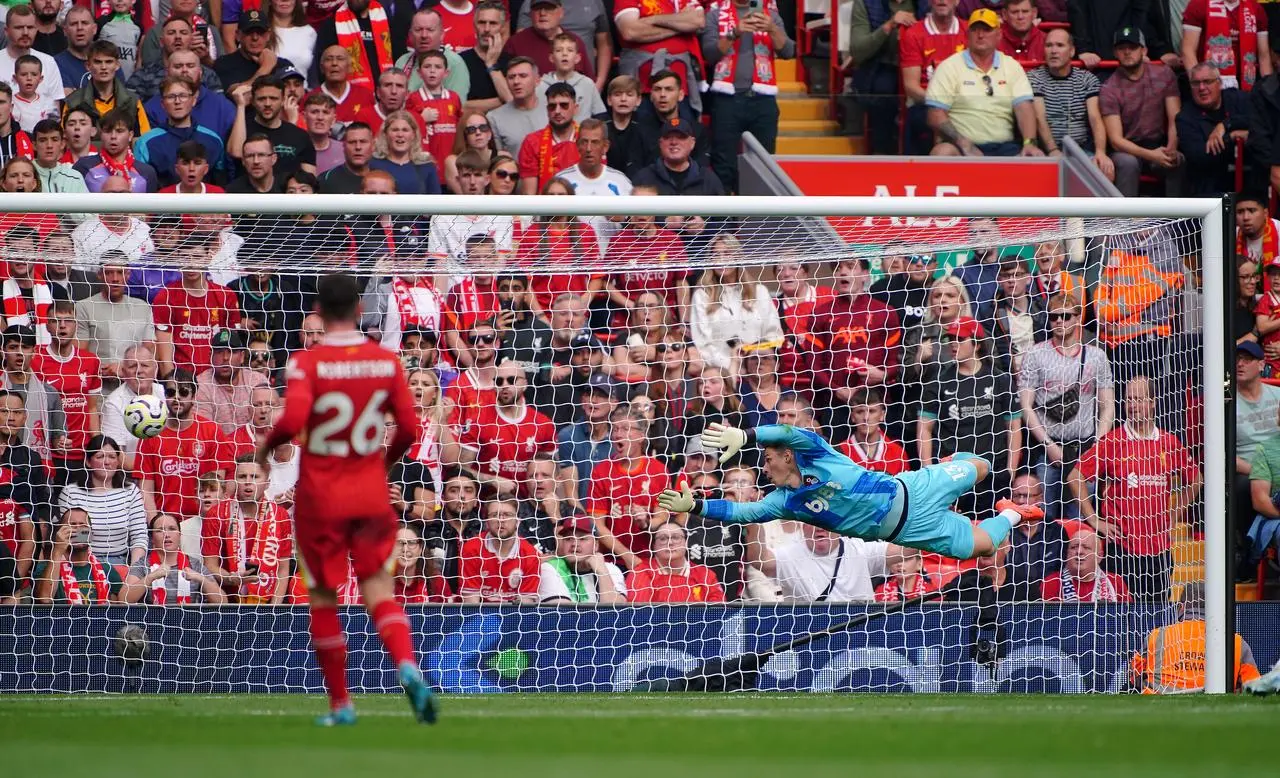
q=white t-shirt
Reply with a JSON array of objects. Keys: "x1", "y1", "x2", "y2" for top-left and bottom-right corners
[
  {"x1": 555, "y1": 163, "x2": 633, "y2": 197},
  {"x1": 71, "y1": 218, "x2": 155, "y2": 271},
  {"x1": 537, "y1": 560, "x2": 627, "y2": 603},
  {"x1": 427, "y1": 213, "x2": 515, "y2": 288},
  {"x1": 0, "y1": 47, "x2": 64, "y2": 103},
  {"x1": 266, "y1": 446, "x2": 299, "y2": 503},
  {"x1": 773, "y1": 537, "x2": 888, "y2": 603},
  {"x1": 11, "y1": 91, "x2": 59, "y2": 132}
]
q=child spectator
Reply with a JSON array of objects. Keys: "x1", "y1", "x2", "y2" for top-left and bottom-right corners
[
  {"x1": 838, "y1": 387, "x2": 910, "y2": 475},
  {"x1": 538, "y1": 33, "x2": 605, "y2": 122},
  {"x1": 96, "y1": 0, "x2": 142, "y2": 80},
  {"x1": 875, "y1": 547, "x2": 937, "y2": 602},
  {"x1": 61, "y1": 108, "x2": 98, "y2": 164},
  {"x1": 10, "y1": 55, "x2": 57, "y2": 133},
  {"x1": 406, "y1": 50, "x2": 462, "y2": 168}
]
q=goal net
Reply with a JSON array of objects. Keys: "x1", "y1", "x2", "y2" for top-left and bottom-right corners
[{"x1": 0, "y1": 193, "x2": 1229, "y2": 695}]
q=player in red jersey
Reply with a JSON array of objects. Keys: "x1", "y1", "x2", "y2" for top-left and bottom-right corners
[
  {"x1": 257, "y1": 273, "x2": 437, "y2": 727},
  {"x1": 31, "y1": 301, "x2": 102, "y2": 479},
  {"x1": 457, "y1": 360, "x2": 557, "y2": 494},
  {"x1": 135, "y1": 371, "x2": 234, "y2": 521}
]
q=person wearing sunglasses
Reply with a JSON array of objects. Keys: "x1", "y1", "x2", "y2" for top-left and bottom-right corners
[
  {"x1": 924, "y1": 8, "x2": 1041, "y2": 158},
  {"x1": 455, "y1": 359, "x2": 557, "y2": 497},
  {"x1": 444, "y1": 108, "x2": 499, "y2": 193},
  {"x1": 487, "y1": 153, "x2": 520, "y2": 194}
]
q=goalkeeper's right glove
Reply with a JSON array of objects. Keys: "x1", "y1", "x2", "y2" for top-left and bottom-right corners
[
  {"x1": 657, "y1": 483, "x2": 696, "y2": 514},
  {"x1": 701, "y1": 422, "x2": 748, "y2": 464}
]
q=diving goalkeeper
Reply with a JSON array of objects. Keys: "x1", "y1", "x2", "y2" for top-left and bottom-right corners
[{"x1": 658, "y1": 423, "x2": 1040, "y2": 559}]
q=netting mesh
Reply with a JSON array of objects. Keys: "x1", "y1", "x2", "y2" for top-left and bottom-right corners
[{"x1": 0, "y1": 199, "x2": 1212, "y2": 693}]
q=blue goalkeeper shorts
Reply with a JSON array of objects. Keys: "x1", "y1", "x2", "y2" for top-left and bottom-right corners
[{"x1": 891, "y1": 459, "x2": 983, "y2": 558}]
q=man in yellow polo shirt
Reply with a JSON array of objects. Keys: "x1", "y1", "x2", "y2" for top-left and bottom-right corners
[{"x1": 924, "y1": 9, "x2": 1041, "y2": 157}]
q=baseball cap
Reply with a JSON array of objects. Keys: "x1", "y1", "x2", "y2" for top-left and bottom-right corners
[
  {"x1": 277, "y1": 63, "x2": 306, "y2": 82},
  {"x1": 531, "y1": 0, "x2": 563, "y2": 6},
  {"x1": 570, "y1": 328, "x2": 605, "y2": 351},
  {"x1": 239, "y1": 9, "x2": 270, "y2": 32},
  {"x1": 1239, "y1": 340, "x2": 1265, "y2": 359},
  {"x1": 660, "y1": 116, "x2": 697, "y2": 137},
  {"x1": 968, "y1": 8, "x2": 1000, "y2": 28},
  {"x1": 1266, "y1": 257, "x2": 1280, "y2": 273},
  {"x1": 1113, "y1": 27, "x2": 1146, "y2": 47},
  {"x1": 2, "y1": 324, "x2": 35, "y2": 347},
  {"x1": 580, "y1": 371, "x2": 613, "y2": 397},
  {"x1": 211, "y1": 328, "x2": 245, "y2": 350},
  {"x1": 685, "y1": 436, "x2": 718, "y2": 459},
  {"x1": 557, "y1": 514, "x2": 595, "y2": 535},
  {"x1": 945, "y1": 316, "x2": 985, "y2": 340}
]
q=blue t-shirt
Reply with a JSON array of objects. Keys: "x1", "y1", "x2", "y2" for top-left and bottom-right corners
[{"x1": 702, "y1": 425, "x2": 899, "y2": 537}]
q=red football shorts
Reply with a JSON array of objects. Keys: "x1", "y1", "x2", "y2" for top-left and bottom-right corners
[{"x1": 296, "y1": 514, "x2": 397, "y2": 592}]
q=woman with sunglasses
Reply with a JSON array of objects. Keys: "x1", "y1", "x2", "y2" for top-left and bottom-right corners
[
  {"x1": 487, "y1": 154, "x2": 520, "y2": 195},
  {"x1": 444, "y1": 109, "x2": 498, "y2": 193},
  {"x1": 121, "y1": 513, "x2": 226, "y2": 604}
]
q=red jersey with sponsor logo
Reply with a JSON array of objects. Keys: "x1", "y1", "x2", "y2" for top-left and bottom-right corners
[
  {"x1": 263, "y1": 331, "x2": 418, "y2": 524},
  {"x1": 606, "y1": 226, "x2": 689, "y2": 308},
  {"x1": 0, "y1": 467, "x2": 27, "y2": 557},
  {"x1": 1075, "y1": 425, "x2": 1199, "y2": 556},
  {"x1": 445, "y1": 275, "x2": 500, "y2": 335},
  {"x1": 438, "y1": 2, "x2": 477, "y2": 50},
  {"x1": 31, "y1": 346, "x2": 102, "y2": 456},
  {"x1": 406, "y1": 88, "x2": 461, "y2": 166},
  {"x1": 837, "y1": 435, "x2": 910, "y2": 476},
  {"x1": 898, "y1": 16, "x2": 968, "y2": 90},
  {"x1": 809, "y1": 293, "x2": 901, "y2": 391},
  {"x1": 152, "y1": 282, "x2": 242, "y2": 375},
  {"x1": 457, "y1": 404, "x2": 557, "y2": 485},
  {"x1": 444, "y1": 367, "x2": 497, "y2": 436},
  {"x1": 306, "y1": 84, "x2": 377, "y2": 126},
  {"x1": 625, "y1": 559, "x2": 725, "y2": 603},
  {"x1": 587, "y1": 457, "x2": 669, "y2": 557},
  {"x1": 458, "y1": 534, "x2": 541, "y2": 602},
  {"x1": 134, "y1": 416, "x2": 234, "y2": 519},
  {"x1": 514, "y1": 220, "x2": 604, "y2": 311},
  {"x1": 200, "y1": 497, "x2": 294, "y2": 599}
]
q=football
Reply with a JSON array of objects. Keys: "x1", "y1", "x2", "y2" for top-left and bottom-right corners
[{"x1": 123, "y1": 394, "x2": 168, "y2": 439}]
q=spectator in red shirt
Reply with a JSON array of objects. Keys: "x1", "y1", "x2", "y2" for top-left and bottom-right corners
[
  {"x1": 996, "y1": 0, "x2": 1045, "y2": 65},
  {"x1": 394, "y1": 524, "x2": 453, "y2": 603},
  {"x1": 588, "y1": 404, "x2": 670, "y2": 570},
  {"x1": 151, "y1": 234, "x2": 242, "y2": 379},
  {"x1": 200, "y1": 454, "x2": 293, "y2": 602},
  {"x1": 875, "y1": 547, "x2": 937, "y2": 601},
  {"x1": 456, "y1": 358, "x2": 558, "y2": 495},
  {"x1": 838, "y1": 387, "x2": 910, "y2": 475},
  {"x1": 135, "y1": 370, "x2": 233, "y2": 521},
  {"x1": 615, "y1": 0, "x2": 704, "y2": 104},
  {"x1": 32, "y1": 300, "x2": 101, "y2": 476},
  {"x1": 626, "y1": 520, "x2": 726, "y2": 602},
  {"x1": 1068, "y1": 375, "x2": 1201, "y2": 600},
  {"x1": 773, "y1": 257, "x2": 831, "y2": 392},
  {"x1": 228, "y1": 384, "x2": 278, "y2": 457},
  {"x1": 1040, "y1": 527, "x2": 1131, "y2": 602},
  {"x1": 404, "y1": 50, "x2": 462, "y2": 167},
  {"x1": 517, "y1": 81, "x2": 580, "y2": 193},
  {"x1": 899, "y1": 0, "x2": 968, "y2": 153},
  {"x1": 307, "y1": 45, "x2": 376, "y2": 132},
  {"x1": 458, "y1": 496, "x2": 541, "y2": 602},
  {"x1": 445, "y1": 319, "x2": 500, "y2": 434}
]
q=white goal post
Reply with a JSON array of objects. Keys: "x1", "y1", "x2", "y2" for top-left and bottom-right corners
[{"x1": 0, "y1": 193, "x2": 1231, "y2": 694}]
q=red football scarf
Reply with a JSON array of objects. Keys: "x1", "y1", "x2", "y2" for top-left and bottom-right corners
[
  {"x1": 100, "y1": 149, "x2": 137, "y2": 179},
  {"x1": 147, "y1": 550, "x2": 192, "y2": 605},
  {"x1": 876, "y1": 574, "x2": 931, "y2": 603},
  {"x1": 224, "y1": 499, "x2": 284, "y2": 599},
  {"x1": 391, "y1": 275, "x2": 437, "y2": 329},
  {"x1": 1204, "y1": 0, "x2": 1261, "y2": 91},
  {"x1": 535, "y1": 122, "x2": 577, "y2": 190},
  {"x1": 335, "y1": 1, "x2": 393, "y2": 91},
  {"x1": 1239, "y1": 218, "x2": 1279, "y2": 264},
  {"x1": 60, "y1": 553, "x2": 110, "y2": 604},
  {"x1": 1059, "y1": 570, "x2": 1120, "y2": 603},
  {"x1": 2, "y1": 279, "x2": 51, "y2": 334},
  {"x1": 710, "y1": 0, "x2": 778, "y2": 95}
]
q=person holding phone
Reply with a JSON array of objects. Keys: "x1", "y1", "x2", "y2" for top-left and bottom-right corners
[
  {"x1": 34, "y1": 507, "x2": 124, "y2": 604},
  {"x1": 700, "y1": 0, "x2": 794, "y2": 193}
]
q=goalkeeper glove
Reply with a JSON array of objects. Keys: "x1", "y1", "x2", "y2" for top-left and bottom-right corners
[
  {"x1": 701, "y1": 422, "x2": 748, "y2": 464},
  {"x1": 657, "y1": 483, "x2": 696, "y2": 514}
]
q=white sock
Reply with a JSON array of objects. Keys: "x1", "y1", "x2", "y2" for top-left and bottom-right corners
[{"x1": 999, "y1": 508, "x2": 1023, "y2": 528}]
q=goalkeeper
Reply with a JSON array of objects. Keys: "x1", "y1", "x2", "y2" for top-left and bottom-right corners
[{"x1": 658, "y1": 423, "x2": 1040, "y2": 559}]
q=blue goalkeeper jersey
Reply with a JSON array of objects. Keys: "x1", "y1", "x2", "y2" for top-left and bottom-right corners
[{"x1": 701, "y1": 425, "x2": 900, "y2": 538}]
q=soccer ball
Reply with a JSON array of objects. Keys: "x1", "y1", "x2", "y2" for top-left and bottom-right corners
[{"x1": 123, "y1": 395, "x2": 168, "y2": 439}]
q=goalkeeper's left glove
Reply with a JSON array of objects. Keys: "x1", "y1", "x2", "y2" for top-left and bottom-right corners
[
  {"x1": 701, "y1": 422, "x2": 748, "y2": 464},
  {"x1": 657, "y1": 483, "x2": 696, "y2": 514}
]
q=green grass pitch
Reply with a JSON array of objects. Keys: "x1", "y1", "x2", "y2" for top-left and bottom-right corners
[{"x1": 2, "y1": 693, "x2": 1274, "y2": 776}]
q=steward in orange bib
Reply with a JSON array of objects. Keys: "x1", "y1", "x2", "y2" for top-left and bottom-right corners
[{"x1": 1130, "y1": 583, "x2": 1261, "y2": 693}]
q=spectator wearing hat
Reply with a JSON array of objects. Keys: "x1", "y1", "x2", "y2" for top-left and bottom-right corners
[
  {"x1": 519, "y1": 452, "x2": 570, "y2": 553},
  {"x1": 215, "y1": 10, "x2": 298, "y2": 93},
  {"x1": 976, "y1": 254, "x2": 1048, "y2": 373},
  {"x1": 133, "y1": 75, "x2": 229, "y2": 190},
  {"x1": 1067, "y1": 0, "x2": 1174, "y2": 69},
  {"x1": 632, "y1": 114, "x2": 725, "y2": 196},
  {"x1": 1101, "y1": 27, "x2": 1184, "y2": 196},
  {"x1": 517, "y1": 81, "x2": 581, "y2": 193},
  {"x1": 1, "y1": 323, "x2": 65, "y2": 466},
  {"x1": 141, "y1": 49, "x2": 235, "y2": 140},
  {"x1": 538, "y1": 512, "x2": 627, "y2": 603},
  {"x1": 193, "y1": 328, "x2": 269, "y2": 435},
  {"x1": 228, "y1": 75, "x2": 316, "y2": 178},
  {"x1": 557, "y1": 371, "x2": 615, "y2": 503},
  {"x1": 926, "y1": 9, "x2": 1041, "y2": 157},
  {"x1": 1233, "y1": 338, "x2": 1280, "y2": 514},
  {"x1": 918, "y1": 315, "x2": 1021, "y2": 513},
  {"x1": 1177, "y1": 62, "x2": 1251, "y2": 196}
]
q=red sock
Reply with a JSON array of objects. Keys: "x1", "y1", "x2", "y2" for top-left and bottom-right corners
[
  {"x1": 309, "y1": 605, "x2": 350, "y2": 710},
  {"x1": 372, "y1": 599, "x2": 416, "y2": 668}
]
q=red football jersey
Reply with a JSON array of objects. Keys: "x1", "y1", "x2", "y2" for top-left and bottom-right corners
[
  {"x1": 31, "y1": 346, "x2": 102, "y2": 455},
  {"x1": 587, "y1": 457, "x2": 669, "y2": 556},
  {"x1": 457, "y1": 404, "x2": 557, "y2": 484},
  {"x1": 152, "y1": 282, "x2": 242, "y2": 375},
  {"x1": 444, "y1": 367, "x2": 496, "y2": 437},
  {"x1": 445, "y1": 276, "x2": 500, "y2": 335},
  {"x1": 406, "y1": 88, "x2": 461, "y2": 166},
  {"x1": 134, "y1": 417, "x2": 234, "y2": 519},
  {"x1": 606, "y1": 226, "x2": 689, "y2": 308},
  {"x1": 625, "y1": 559, "x2": 725, "y2": 603},
  {"x1": 0, "y1": 467, "x2": 29, "y2": 557},
  {"x1": 838, "y1": 436, "x2": 910, "y2": 476},
  {"x1": 437, "y1": 3, "x2": 477, "y2": 50},
  {"x1": 227, "y1": 423, "x2": 256, "y2": 459},
  {"x1": 200, "y1": 497, "x2": 294, "y2": 599},
  {"x1": 514, "y1": 220, "x2": 604, "y2": 311},
  {"x1": 457, "y1": 534, "x2": 541, "y2": 602},
  {"x1": 898, "y1": 16, "x2": 968, "y2": 89},
  {"x1": 306, "y1": 84, "x2": 376, "y2": 126},
  {"x1": 1075, "y1": 425, "x2": 1199, "y2": 556},
  {"x1": 265, "y1": 331, "x2": 418, "y2": 523}
]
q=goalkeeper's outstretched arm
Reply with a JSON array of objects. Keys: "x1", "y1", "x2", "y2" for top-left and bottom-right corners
[{"x1": 657, "y1": 483, "x2": 787, "y2": 525}]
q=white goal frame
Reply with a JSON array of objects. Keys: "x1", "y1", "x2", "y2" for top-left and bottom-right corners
[{"x1": 0, "y1": 192, "x2": 1231, "y2": 693}]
